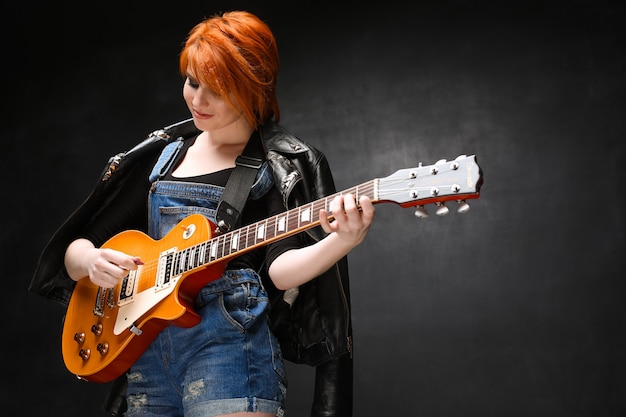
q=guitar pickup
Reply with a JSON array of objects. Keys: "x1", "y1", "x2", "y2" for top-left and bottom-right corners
[
  {"x1": 117, "y1": 269, "x2": 138, "y2": 307},
  {"x1": 156, "y1": 248, "x2": 178, "y2": 291}
]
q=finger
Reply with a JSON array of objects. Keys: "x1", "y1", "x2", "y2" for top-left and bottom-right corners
[
  {"x1": 342, "y1": 193, "x2": 358, "y2": 213},
  {"x1": 358, "y1": 196, "x2": 376, "y2": 224},
  {"x1": 330, "y1": 195, "x2": 345, "y2": 216},
  {"x1": 102, "y1": 249, "x2": 142, "y2": 271},
  {"x1": 97, "y1": 262, "x2": 127, "y2": 283},
  {"x1": 89, "y1": 265, "x2": 119, "y2": 288},
  {"x1": 319, "y1": 209, "x2": 334, "y2": 233}
]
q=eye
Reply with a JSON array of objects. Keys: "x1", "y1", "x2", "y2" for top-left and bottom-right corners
[{"x1": 186, "y1": 76, "x2": 199, "y2": 89}]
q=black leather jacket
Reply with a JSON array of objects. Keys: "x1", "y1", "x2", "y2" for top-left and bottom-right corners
[{"x1": 29, "y1": 119, "x2": 354, "y2": 417}]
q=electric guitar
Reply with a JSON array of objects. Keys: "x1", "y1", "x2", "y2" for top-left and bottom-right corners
[{"x1": 62, "y1": 154, "x2": 483, "y2": 382}]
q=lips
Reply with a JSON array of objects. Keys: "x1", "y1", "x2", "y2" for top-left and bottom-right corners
[{"x1": 193, "y1": 109, "x2": 212, "y2": 119}]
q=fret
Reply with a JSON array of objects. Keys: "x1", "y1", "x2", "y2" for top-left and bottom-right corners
[
  {"x1": 184, "y1": 248, "x2": 192, "y2": 271},
  {"x1": 179, "y1": 249, "x2": 187, "y2": 272},
  {"x1": 287, "y1": 207, "x2": 299, "y2": 230},
  {"x1": 222, "y1": 236, "x2": 229, "y2": 257},
  {"x1": 241, "y1": 226, "x2": 251, "y2": 249},
  {"x1": 214, "y1": 238, "x2": 222, "y2": 260},
  {"x1": 176, "y1": 251, "x2": 183, "y2": 273},
  {"x1": 172, "y1": 252, "x2": 178, "y2": 273},
  {"x1": 267, "y1": 216, "x2": 278, "y2": 240},
  {"x1": 313, "y1": 200, "x2": 321, "y2": 222},
  {"x1": 188, "y1": 247, "x2": 195, "y2": 270},
  {"x1": 186, "y1": 247, "x2": 193, "y2": 270},
  {"x1": 245, "y1": 223, "x2": 253, "y2": 243},
  {"x1": 192, "y1": 245, "x2": 201, "y2": 268},
  {"x1": 219, "y1": 235, "x2": 228, "y2": 257},
  {"x1": 188, "y1": 246, "x2": 195, "y2": 270},
  {"x1": 244, "y1": 229, "x2": 251, "y2": 250}
]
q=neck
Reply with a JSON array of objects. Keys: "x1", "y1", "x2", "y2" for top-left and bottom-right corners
[{"x1": 202, "y1": 120, "x2": 253, "y2": 155}]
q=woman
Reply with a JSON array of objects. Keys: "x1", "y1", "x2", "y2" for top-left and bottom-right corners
[{"x1": 30, "y1": 10, "x2": 374, "y2": 417}]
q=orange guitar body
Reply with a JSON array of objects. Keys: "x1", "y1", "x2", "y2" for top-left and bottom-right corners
[{"x1": 61, "y1": 214, "x2": 225, "y2": 383}]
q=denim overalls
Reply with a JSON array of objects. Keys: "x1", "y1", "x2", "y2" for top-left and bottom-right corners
[{"x1": 125, "y1": 138, "x2": 287, "y2": 417}]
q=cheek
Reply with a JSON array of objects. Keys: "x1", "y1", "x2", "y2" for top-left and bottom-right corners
[
  {"x1": 182, "y1": 85, "x2": 194, "y2": 106},
  {"x1": 215, "y1": 99, "x2": 243, "y2": 120}
]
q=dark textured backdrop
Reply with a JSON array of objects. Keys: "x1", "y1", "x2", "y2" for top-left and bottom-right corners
[{"x1": 3, "y1": 1, "x2": 625, "y2": 416}]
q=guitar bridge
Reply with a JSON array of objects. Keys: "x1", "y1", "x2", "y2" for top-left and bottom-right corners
[{"x1": 93, "y1": 287, "x2": 110, "y2": 317}]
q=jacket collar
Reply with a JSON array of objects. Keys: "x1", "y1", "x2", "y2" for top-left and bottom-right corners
[{"x1": 261, "y1": 122, "x2": 311, "y2": 155}]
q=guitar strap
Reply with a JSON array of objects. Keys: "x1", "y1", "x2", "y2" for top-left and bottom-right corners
[{"x1": 215, "y1": 131, "x2": 265, "y2": 233}]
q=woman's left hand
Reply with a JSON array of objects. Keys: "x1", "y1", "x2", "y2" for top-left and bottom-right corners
[{"x1": 319, "y1": 193, "x2": 375, "y2": 247}]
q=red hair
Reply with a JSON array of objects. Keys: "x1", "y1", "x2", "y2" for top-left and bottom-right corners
[{"x1": 179, "y1": 11, "x2": 280, "y2": 129}]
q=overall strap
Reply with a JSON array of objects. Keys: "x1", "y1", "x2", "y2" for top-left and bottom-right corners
[
  {"x1": 148, "y1": 118, "x2": 200, "y2": 182},
  {"x1": 216, "y1": 132, "x2": 265, "y2": 232}
]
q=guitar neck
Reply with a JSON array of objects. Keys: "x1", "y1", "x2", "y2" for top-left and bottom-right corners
[
  {"x1": 187, "y1": 179, "x2": 377, "y2": 270},
  {"x1": 166, "y1": 154, "x2": 482, "y2": 275}
]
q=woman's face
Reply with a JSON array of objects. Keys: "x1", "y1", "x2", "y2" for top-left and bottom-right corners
[{"x1": 182, "y1": 73, "x2": 243, "y2": 132}]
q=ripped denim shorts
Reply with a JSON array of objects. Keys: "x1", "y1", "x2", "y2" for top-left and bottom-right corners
[{"x1": 125, "y1": 269, "x2": 287, "y2": 417}]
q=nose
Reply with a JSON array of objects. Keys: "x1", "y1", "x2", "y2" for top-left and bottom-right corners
[{"x1": 192, "y1": 86, "x2": 213, "y2": 108}]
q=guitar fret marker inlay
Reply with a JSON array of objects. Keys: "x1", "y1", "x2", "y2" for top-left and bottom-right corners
[
  {"x1": 231, "y1": 233, "x2": 239, "y2": 250},
  {"x1": 257, "y1": 224, "x2": 265, "y2": 240},
  {"x1": 301, "y1": 207, "x2": 310, "y2": 223}
]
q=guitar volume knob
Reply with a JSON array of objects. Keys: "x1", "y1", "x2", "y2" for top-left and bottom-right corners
[
  {"x1": 74, "y1": 332, "x2": 86, "y2": 344},
  {"x1": 97, "y1": 342, "x2": 109, "y2": 355},
  {"x1": 91, "y1": 323, "x2": 103, "y2": 336},
  {"x1": 79, "y1": 348, "x2": 91, "y2": 361}
]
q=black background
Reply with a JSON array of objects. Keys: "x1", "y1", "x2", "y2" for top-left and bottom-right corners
[{"x1": 3, "y1": 0, "x2": 625, "y2": 416}]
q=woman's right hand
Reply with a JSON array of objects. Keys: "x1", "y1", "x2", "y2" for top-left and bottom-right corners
[{"x1": 64, "y1": 238, "x2": 143, "y2": 288}]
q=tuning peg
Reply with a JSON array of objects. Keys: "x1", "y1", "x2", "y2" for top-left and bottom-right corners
[
  {"x1": 457, "y1": 200, "x2": 470, "y2": 213},
  {"x1": 435, "y1": 202, "x2": 449, "y2": 216},
  {"x1": 414, "y1": 205, "x2": 429, "y2": 218}
]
